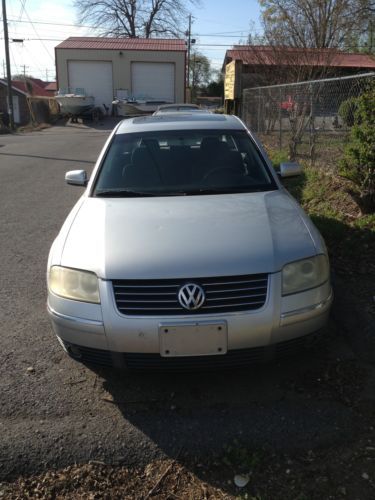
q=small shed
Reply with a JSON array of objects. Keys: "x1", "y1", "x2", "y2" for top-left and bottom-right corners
[
  {"x1": 0, "y1": 78, "x2": 58, "y2": 125},
  {"x1": 55, "y1": 37, "x2": 187, "y2": 109},
  {"x1": 0, "y1": 80, "x2": 29, "y2": 124}
]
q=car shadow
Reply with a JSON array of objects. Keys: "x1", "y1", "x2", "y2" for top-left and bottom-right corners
[
  {"x1": 84, "y1": 320, "x2": 367, "y2": 493},
  {"x1": 58, "y1": 116, "x2": 123, "y2": 132},
  {"x1": 0, "y1": 151, "x2": 95, "y2": 164}
]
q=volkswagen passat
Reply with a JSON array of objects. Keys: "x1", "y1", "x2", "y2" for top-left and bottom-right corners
[{"x1": 47, "y1": 114, "x2": 332, "y2": 369}]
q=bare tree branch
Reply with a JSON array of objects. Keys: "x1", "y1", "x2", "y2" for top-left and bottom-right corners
[
  {"x1": 259, "y1": 0, "x2": 373, "y2": 50},
  {"x1": 74, "y1": 0, "x2": 200, "y2": 38}
]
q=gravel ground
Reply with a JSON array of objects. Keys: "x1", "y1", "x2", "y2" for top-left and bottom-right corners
[{"x1": 0, "y1": 120, "x2": 374, "y2": 497}]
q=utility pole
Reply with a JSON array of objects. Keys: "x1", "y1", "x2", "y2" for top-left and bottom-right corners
[
  {"x1": 45, "y1": 68, "x2": 49, "y2": 81},
  {"x1": 2, "y1": 0, "x2": 14, "y2": 130},
  {"x1": 185, "y1": 14, "x2": 196, "y2": 99},
  {"x1": 187, "y1": 14, "x2": 192, "y2": 88}
]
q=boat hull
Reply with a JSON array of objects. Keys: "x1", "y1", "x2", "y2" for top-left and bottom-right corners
[
  {"x1": 56, "y1": 96, "x2": 95, "y2": 116},
  {"x1": 114, "y1": 100, "x2": 170, "y2": 117}
]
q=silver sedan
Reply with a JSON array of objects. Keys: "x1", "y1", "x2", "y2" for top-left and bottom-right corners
[{"x1": 47, "y1": 114, "x2": 332, "y2": 369}]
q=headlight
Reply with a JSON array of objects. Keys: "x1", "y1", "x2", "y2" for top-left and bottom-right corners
[
  {"x1": 48, "y1": 266, "x2": 100, "y2": 303},
  {"x1": 282, "y1": 255, "x2": 329, "y2": 296}
]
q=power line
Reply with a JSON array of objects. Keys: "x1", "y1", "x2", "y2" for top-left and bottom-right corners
[
  {"x1": 21, "y1": 8, "x2": 55, "y2": 63},
  {"x1": 18, "y1": 0, "x2": 27, "y2": 21},
  {"x1": 3, "y1": 17, "x2": 266, "y2": 36},
  {"x1": 3, "y1": 17, "x2": 96, "y2": 29},
  {"x1": 1, "y1": 36, "x2": 372, "y2": 50},
  {"x1": 9, "y1": 44, "x2": 20, "y2": 77}
]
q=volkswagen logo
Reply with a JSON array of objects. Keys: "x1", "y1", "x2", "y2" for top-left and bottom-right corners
[{"x1": 178, "y1": 283, "x2": 205, "y2": 311}]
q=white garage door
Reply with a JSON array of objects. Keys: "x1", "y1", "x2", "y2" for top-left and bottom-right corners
[
  {"x1": 131, "y1": 62, "x2": 175, "y2": 101},
  {"x1": 68, "y1": 61, "x2": 113, "y2": 109}
]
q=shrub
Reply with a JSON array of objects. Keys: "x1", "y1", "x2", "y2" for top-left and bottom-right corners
[
  {"x1": 338, "y1": 97, "x2": 359, "y2": 127},
  {"x1": 340, "y1": 83, "x2": 375, "y2": 213}
]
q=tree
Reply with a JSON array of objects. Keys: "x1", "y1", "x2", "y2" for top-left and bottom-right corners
[
  {"x1": 190, "y1": 51, "x2": 212, "y2": 98},
  {"x1": 206, "y1": 71, "x2": 224, "y2": 97},
  {"x1": 251, "y1": 0, "x2": 375, "y2": 159},
  {"x1": 12, "y1": 73, "x2": 34, "y2": 80},
  {"x1": 340, "y1": 81, "x2": 375, "y2": 213},
  {"x1": 74, "y1": 0, "x2": 199, "y2": 38},
  {"x1": 259, "y1": 0, "x2": 374, "y2": 50}
]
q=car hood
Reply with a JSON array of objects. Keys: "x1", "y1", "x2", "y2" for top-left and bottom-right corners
[{"x1": 60, "y1": 191, "x2": 318, "y2": 279}]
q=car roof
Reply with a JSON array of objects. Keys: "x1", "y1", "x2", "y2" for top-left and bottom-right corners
[
  {"x1": 157, "y1": 103, "x2": 200, "y2": 110},
  {"x1": 116, "y1": 114, "x2": 244, "y2": 134},
  {"x1": 153, "y1": 109, "x2": 211, "y2": 116}
]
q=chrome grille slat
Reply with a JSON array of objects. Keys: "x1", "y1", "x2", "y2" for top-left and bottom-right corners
[
  {"x1": 116, "y1": 299, "x2": 179, "y2": 304},
  {"x1": 201, "y1": 301, "x2": 265, "y2": 309},
  {"x1": 119, "y1": 307, "x2": 183, "y2": 311},
  {"x1": 202, "y1": 278, "x2": 267, "y2": 286},
  {"x1": 206, "y1": 286, "x2": 267, "y2": 293},
  {"x1": 113, "y1": 274, "x2": 268, "y2": 316},
  {"x1": 206, "y1": 293, "x2": 266, "y2": 301},
  {"x1": 115, "y1": 291, "x2": 177, "y2": 296},
  {"x1": 113, "y1": 284, "x2": 180, "y2": 288}
]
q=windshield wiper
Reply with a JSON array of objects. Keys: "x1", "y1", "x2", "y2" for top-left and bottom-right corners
[
  {"x1": 95, "y1": 189, "x2": 188, "y2": 197},
  {"x1": 95, "y1": 189, "x2": 159, "y2": 197},
  {"x1": 185, "y1": 188, "x2": 245, "y2": 195},
  {"x1": 187, "y1": 187, "x2": 271, "y2": 195}
]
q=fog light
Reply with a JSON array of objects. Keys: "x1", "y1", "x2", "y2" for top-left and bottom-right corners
[{"x1": 68, "y1": 344, "x2": 82, "y2": 359}]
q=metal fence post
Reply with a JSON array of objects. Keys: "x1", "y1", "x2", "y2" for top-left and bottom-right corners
[{"x1": 278, "y1": 88, "x2": 282, "y2": 150}]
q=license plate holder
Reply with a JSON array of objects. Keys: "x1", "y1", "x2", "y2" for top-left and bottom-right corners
[{"x1": 159, "y1": 321, "x2": 227, "y2": 357}]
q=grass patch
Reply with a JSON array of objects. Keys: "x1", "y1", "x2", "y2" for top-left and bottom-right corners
[
  {"x1": 269, "y1": 148, "x2": 289, "y2": 169},
  {"x1": 266, "y1": 148, "x2": 375, "y2": 273}
]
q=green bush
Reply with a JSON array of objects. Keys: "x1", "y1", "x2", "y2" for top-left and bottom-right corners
[
  {"x1": 340, "y1": 83, "x2": 375, "y2": 213},
  {"x1": 338, "y1": 97, "x2": 359, "y2": 127}
]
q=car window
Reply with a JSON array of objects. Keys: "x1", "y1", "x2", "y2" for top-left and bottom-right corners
[{"x1": 93, "y1": 129, "x2": 277, "y2": 196}]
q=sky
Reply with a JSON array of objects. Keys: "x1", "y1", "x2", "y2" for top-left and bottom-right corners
[{"x1": 0, "y1": 0, "x2": 263, "y2": 82}]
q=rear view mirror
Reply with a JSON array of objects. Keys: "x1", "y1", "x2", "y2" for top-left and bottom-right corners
[
  {"x1": 65, "y1": 170, "x2": 88, "y2": 186},
  {"x1": 279, "y1": 162, "x2": 302, "y2": 178}
]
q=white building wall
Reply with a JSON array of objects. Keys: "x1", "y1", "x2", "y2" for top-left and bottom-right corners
[{"x1": 55, "y1": 48, "x2": 186, "y2": 103}]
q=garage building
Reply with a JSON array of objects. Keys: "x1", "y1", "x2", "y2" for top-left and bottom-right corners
[{"x1": 55, "y1": 37, "x2": 187, "y2": 109}]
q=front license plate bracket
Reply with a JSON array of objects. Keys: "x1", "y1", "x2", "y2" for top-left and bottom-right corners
[{"x1": 159, "y1": 321, "x2": 228, "y2": 357}]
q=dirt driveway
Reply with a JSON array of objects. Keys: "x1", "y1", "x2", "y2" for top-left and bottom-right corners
[{"x1": 0, "y1": 122, "x2": 374, "y2": 497}]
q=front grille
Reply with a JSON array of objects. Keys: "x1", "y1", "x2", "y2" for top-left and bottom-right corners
[
  {"x1": 112, "y1": 274, "x2": 268, "y2": 316},
  {"x1": 123, "y1": 348, "x2": 265, "y2": 371}
]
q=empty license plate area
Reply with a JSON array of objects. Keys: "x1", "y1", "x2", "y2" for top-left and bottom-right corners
[{"x1": 159, "y1": 321, "x2": 228, "y2": 357}]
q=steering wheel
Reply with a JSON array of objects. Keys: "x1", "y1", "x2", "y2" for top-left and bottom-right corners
[{"x1": 202, "y1": 166, "x2": 243, "y2": 182}]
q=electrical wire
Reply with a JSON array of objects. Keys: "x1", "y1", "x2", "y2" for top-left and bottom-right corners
[
  {"x1": 18, "y1": 0, "x2": 27, "y2": 21},
  {"x1": 22, "y1": 42, "x2": 45, "y2": 75},
  {"x1": 9, "y1": 44, "x2": 20, "y2": 76},
  {"x1": 1, "y1": 36, "x2": 372, "y2": 50},
  {"x1": 21, "y1": 8, "x2": 55, "y2": 63}
]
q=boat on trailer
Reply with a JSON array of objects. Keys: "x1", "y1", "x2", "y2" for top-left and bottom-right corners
[
  {"x1": 112, "y1": 92, "x2": 170, "y2": 117},
  {"x1": 56, "y1": 88, "x2": 95, "y2": 116}
]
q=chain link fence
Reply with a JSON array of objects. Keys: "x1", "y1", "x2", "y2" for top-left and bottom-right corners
[{"x1": 242, "y1": 72, "x2": 375, "y2": 164}]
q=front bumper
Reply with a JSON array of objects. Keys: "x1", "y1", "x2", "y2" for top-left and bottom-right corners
[
  {"x1": 58, "y1": 333, "x2": 322, "y2": 370},
  {"x1": 47, "y1": 272, "x2": 333, "y2": 365}
]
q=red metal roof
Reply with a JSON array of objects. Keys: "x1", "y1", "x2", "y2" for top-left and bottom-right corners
[
  {"x1": 7, "y1": 79, "x2": 51, "y2": 97},
  {"x1": 56, "y1": 37, "x2": 186, "y2": 52},
  {"x1": 225, "y1": 46, "x2": 375, "y2": 69},
  {"x1": 29, "y1": 77, "x2": 49, "y2": 88},
  {"x1": 45, "y1": 82, "x2": 57, "y2": 92}
]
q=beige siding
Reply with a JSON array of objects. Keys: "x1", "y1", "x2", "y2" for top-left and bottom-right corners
[{"x1": 55, "y1": 48, "x2": 186, "y2": 102}]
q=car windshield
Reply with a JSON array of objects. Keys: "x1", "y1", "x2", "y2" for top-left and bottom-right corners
[{"x1": 93, "y1": 129, "x2": 277, "y2": 197}]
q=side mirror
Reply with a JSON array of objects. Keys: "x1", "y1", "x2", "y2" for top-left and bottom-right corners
[
  {"x1": 65, "y1": 170, "x2": 88, "y2": 186},
  {"x1": 279, "y1": 162, "x2": 302, "y2": 178}
]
